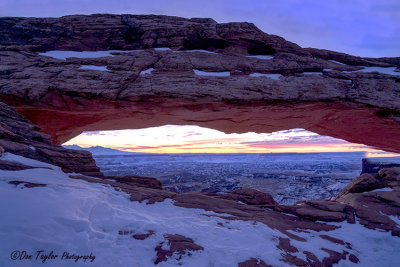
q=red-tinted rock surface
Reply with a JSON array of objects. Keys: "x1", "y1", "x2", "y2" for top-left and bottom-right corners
[
  {"x1": 334, "y1": 168, "x2": 400, "y2": 235},
  {"x1": 154, "y1": 234, "x2": 204, "y2": 264},
  {"x1": 335, "y1": 173, "x2": 384, "y2": 198},
  {"x1": 105, "y1": 175, "x2": 162, "y2": 189},
  {"x1": 379, "y1": 167, "x2": 400, "y2": 187},
  {"x1": 0, "y1": 159, "x2": 44, "y2": 170},
  {"x1": 276, "y1": 199, "x2": 356, "y2": 223},
  {"x1": 335, "y1": 167, "x2": 400, "y2": 199},
  {"x1": 220, "y1": 188, "x2": 277, "y2": 206},
  {"x1": 132, "y1": 230, "x2": 155, "y2": 240},
  {"x1": 0, "y1": 101, "x2": 101, "y2": 175},
  {"x1": 238, "y1": 258, "x2": 272, "y2": 267},
  {"x1": 8, "y1": 180, "x2": 46, "y2": 188},
  {"x1": 0, "y1": 15, "x2": 399, "y2": 153}
]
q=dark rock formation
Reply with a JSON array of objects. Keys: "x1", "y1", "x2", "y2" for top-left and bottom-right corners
[
  {"x1": 334, "y1": 168, "x2": 400, "y2": 235},
  {"x1": 335, "y1": 173, "x2": 385, "y2": 196},
  {"x1": 335, "y1": 167, "x2": 400, "y2": 199},
  {"x1": 220, "y1": 188, "x2": 277, "y2": 206},
  {"x1": 0, "y1": 15, "x2": 300, "y2": 53},
  {"x1": 8, "y1": 180, "x2": 46, "y2": 188},
  {"x1": 0, "y1": 101, "x2": 101, "y2": 176},
  {"x1": 104, "y1": 175, "x2": 162, "y2": 189},
  {"x1": 0, "y1": 14, "x2": 399, "y2": 153},
  {"x1": 361, "y1": 157, "x2": 400, "y2": 174},
  {"x1": 238, "y1": 258, "x2": 272, "y2": 267},
  {"x1": 0, "y1": 159, "x2": 46, "y2": 170},
  {"x1": 275, "y1": 199, "x2": 355, "y2": 223},
  {"x1": 379, "y1": 167, "x2": 400, "y2": 187},
  {"x1": 131, "y1": 230, "x2": 155, "y2": 240},
  {"x1": 154, "y1": 234, "x2": 204, "y2": 264},
  {"x1": 118, "y1": 229, "x2": 155, "y2": 240}
]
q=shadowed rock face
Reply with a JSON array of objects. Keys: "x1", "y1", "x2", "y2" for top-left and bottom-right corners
[
  {"x1": 0, "y1": 101, "x2": 101, "y2": 176},
  {"x1": 0, "y1": 14, "x2": 399, "y2": 152},
  {"x1": 361, "y1": 158, "x2": 400, "y2": 174}
]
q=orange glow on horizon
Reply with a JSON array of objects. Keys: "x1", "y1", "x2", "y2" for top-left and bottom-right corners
[
  {"x1": 365, "y1": 152, "x2": 400, "y2": 158},
  {"x1": 107, "y1": 143, "x2": 378, "y2": 154}
]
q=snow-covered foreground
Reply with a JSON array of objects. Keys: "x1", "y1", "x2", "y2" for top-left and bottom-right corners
[{"x1": 1, "y1": 153, "x2": 400, "y2": 266}]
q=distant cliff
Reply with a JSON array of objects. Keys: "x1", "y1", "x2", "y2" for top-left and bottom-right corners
[{"x1": 362, "y1": 157, "x2": 400, "y2": 174}]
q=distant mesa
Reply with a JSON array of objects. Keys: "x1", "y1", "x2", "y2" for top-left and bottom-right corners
[
  {"x1": 361, "y1": 157, "x2": 400, "y2": 174},
  {"x1": 63, "y1": 145, "x2": 137, "y2": 156}
]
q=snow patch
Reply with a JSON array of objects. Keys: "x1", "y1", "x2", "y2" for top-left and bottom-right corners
[
  {"x1": 194, "y1": 70, "x2": 230, "y2": 77},
  {"x1": 140, "y1": 68, "x2": 154, "y2": 75},
  {"x1": 175, "y1": 50, "x2": 217, "y2": 54},
  {"x1": 379, "y1": 211, "x2": 400, "y2": 227},
  {"x1": 154, "y1": 47, "x2": 171, "y2": 51},
  {"x1": 1, "y1": 152, "x2": 54, "y2": 169},
  {"x1": 328, "y1": 60, "x2": 347, "y2": 65},
  {"x1": 302, "y1": 72, "x2": 323, "y2": 75},
  {"x1": 246, "y1": 55, "x2": 274, "y2": 60},
  {"x1": 370, "y1": 187, "x2": 392, "y2": 193},
  {"x1": 344, "y1": 66, "x2": 400, "y2": 76},
  {"x1": 389, "y1": 215, "x2": 400, "y2": 226},
  {"x1": 79, "y1": 65, "x2": 109, "y2": 71},
  {"x1": 249, "y1": 73, "x2": 281, "y2": 80},
  {"x1": 39, "y1": 50, "x2": 137, "y2": 60}
]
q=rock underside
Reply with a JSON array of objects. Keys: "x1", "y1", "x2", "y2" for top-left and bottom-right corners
[{"x1": 0, "y1": 14, "x2": 400, "y2": 266}]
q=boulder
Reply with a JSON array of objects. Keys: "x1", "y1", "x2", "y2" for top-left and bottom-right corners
[
  {"x1": 222, "y1": 188, "x2": 277, "y2": 206},
  {"x1": 335, "y1": 173, "x2": 384, "y2": 199}
]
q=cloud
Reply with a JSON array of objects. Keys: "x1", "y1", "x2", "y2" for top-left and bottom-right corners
[
  {"x1": 82, "y1": 131, "x2": 103, "y2": 136},
  {"x1": 184, "y1": 131, "x2": 204, "y2": 138}
]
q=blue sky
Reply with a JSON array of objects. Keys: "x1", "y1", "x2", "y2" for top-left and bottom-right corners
[{"x1": 1, "y1": 0, "x2": 399, "y2": 57}]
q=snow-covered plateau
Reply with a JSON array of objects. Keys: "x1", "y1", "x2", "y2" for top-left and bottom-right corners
[{"x1": 1, "y1": 152, "x2": 400, "y2": 266}]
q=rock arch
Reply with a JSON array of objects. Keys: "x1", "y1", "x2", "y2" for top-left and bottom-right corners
[
  {"x1": 0, "y1": 14, "x2": 399, "y2": 151},
  {"x1": 1, "y1": 15, "x2": 399, "y2": 152}
]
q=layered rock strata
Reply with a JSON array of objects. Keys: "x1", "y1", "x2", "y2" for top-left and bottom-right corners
[{"x1": 0, "y1": 14, "x2": 399, "y2": 152}]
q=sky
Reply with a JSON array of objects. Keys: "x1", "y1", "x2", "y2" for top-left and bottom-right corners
[
  {"x1": 64, "y1": 126, "x2": 399, "y2": 156},
  {"x1": 1, "y1": 0, "x2": 399, "y2": 57},
  {"x1": 4, "y1": 1, "x2": 399, "y2": 154}
]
